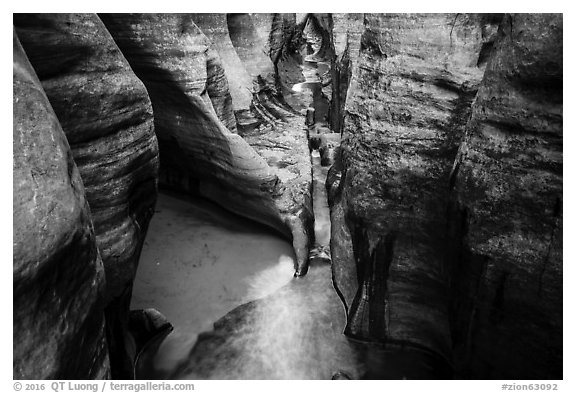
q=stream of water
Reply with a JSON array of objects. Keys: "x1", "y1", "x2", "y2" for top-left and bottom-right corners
[
  {"x1": 131, "y1": 191, "x2": 296, "y2": 377},
  {"x1": 130, "y1": 24, "x2": 440, "y2": 380}
]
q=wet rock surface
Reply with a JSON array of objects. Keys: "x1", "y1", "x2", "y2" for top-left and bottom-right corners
[
  {"x1": 13, "y1": 31, "x2": 109, "y2": 379},
  {"x1": 169, "y1": 259, "x2": 360, "y2": 380}
]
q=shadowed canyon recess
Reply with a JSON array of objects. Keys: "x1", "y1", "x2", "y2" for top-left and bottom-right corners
[{"x1": 13, "y1": 13, "x2": 562, "y2": 380}]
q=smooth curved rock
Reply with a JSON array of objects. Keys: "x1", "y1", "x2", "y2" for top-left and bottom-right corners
[
  {"x1": 14, "y1": 12, "x2": 159, "y2": 305},
  {"x1": 190, "y1": 13, "x2": 253, "y2": 117},
  {"x1": 13, "y1": 30, "x2": 109, "y2": 379},
  {"x1": 14, "y1": 13, "x2": 160, "y2": 378},
  {"x1": 128, "y1": 309, "x2": 173, "y2": 378},
  {"x1": 100, "y1": 14, "x2": 290, "y2": 239},
  {"x1": 227, "y1": 13, "x2": 276, "y2": 85},
  {"x1": 448, "y1": 13, "x2": 562, "y2": 379}
]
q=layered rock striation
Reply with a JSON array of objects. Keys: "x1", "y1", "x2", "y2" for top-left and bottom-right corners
[
  {"x1": 13, "y1": 30, "x2": 110, "y2": 379},
  {"x1": 12, "y1": 12, "x2": 563, "y2": 380},
  {"x1": 99, "y1": 14, "x2": 288, "y2": 237},
  {"x1": 189, "y1": 13, "x2": 253, "y2": 119},
  {"x1": 14, "y1": 13, "x2": 160, "y2": 378},
  {"x1": 101, "y1": 13, "x2": 314, "y2": 275}
]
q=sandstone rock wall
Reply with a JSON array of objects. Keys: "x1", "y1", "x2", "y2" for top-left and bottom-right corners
[
  {"x1": 328, "y1": 12, "x2": 562, "y2": 379},
  {"x1": 14, "y1": 12, "x2": 159, "y2": 306},
  {"x1": 13, "y1": 12, "x2": 315, "y2": 378},
  {"x1": 448, "y1": 13, "x2": 563, "y2": 379},
  {"x1": 101, "y1": 13, "x2": 316, "y2": 275},
  {"x1": 13, "y1": 30, "x2": 110, "y2": 379},
  {"x1": 329, "y1": 13, "x2": 501, "y2": 362},
  {"x1": 329, "y1": 13, "x2": 364, "y2": 134},
  {"x1": 14, "y1": 13, "x2": 160, "y2": 377},
  {"x1": 227, "y1": 13, "x2": 276, "y2": 85},
  {"x1": 190, "y1": 13, "x2": 253, "y2": 117},
  {"x1": 100, "y1": 14, "x2": 291, "y2": 239}
]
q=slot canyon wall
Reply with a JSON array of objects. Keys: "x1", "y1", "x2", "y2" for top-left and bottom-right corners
[
  {"x1": 13, "y1": 29, "x2": 110, "y2": 379},
  {"x1": 328, "y1": 13, "x2": 562, "y2": 379},
  {"x1": 13, "y1": 13, "x2": 562, "y2": 380},
  {"x1": 328, "y1": 12, "x2": 503, "y2": 366},
  {"x1": 13, "y1": 12, "x2": 314, "y2": 379}
]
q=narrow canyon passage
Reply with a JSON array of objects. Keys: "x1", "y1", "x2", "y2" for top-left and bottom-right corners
[
  {"x1": 131, "y1": 23, "x2": 358, "y2": 379},
  {"x1": 13, "y1": 13, "x2": 563, "y2": 381},
  {"x1": 128, "y1": 17, "x2": 454, "y2": 380}
]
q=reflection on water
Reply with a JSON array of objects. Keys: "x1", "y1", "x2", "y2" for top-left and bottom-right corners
[
  {"x1": 172, "y1": 259, "x2": 363, "y2": 380},
  {"x1": 131, "y1": 191, "x2": 295, "y2": 377},
  {"x1": 312, "y1": 150, "x2": 331, "y2": 247}
]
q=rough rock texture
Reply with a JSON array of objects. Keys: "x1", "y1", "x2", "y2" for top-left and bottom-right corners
[
  {"x1": 13, "y1": 31, "x2": 110, "y2": 379},
  {"x1": 240, "y1": 120, "x2": 314, "y2": 276},
  {"x1": 329, "y1": 13, "x2": 364, "y2": 134},
  {"x1": 329, "y1": 14, "x2": 501, "y2": 363},
  {"x1": 100, "y1": 14, "x2": 289, "y2": 239},
  {"x1": 14, "y1": 13, "x2": 160, "y2": 378},
  {"x1": 448, "y1": 14, "x2": 563, "y2": 379},
  {"x1": 192, "y1": 13, "x2": 296, "y2": 128}
]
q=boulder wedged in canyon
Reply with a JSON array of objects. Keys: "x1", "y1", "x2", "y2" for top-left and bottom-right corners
[
  {"x1": 99, "y1": 14, "x2": 290, "y2": 239},
  {"x1": 128, "y1": 309, "x2": 173, "y2": 378},
  {"x1": 448, "y1": 14, "x2": 563, "y2": 379},
  {"x1": 13, "y1": 31, "x2": 110, "y2": 379},
  {"x1": 328, "y1": 14, "x2": 501, "y2": 363},
  {"x1": 14, "y1": 13, "x2": 160, "y2": 378}
]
